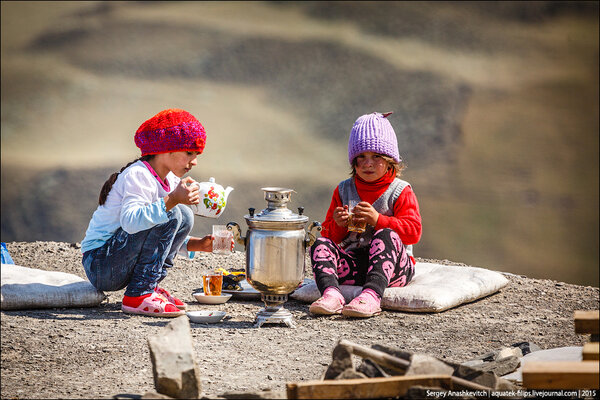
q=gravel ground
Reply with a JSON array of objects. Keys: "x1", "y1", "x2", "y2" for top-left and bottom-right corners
[{"x1": 1, "y1": 241, "x2": 598, "y2": 399}]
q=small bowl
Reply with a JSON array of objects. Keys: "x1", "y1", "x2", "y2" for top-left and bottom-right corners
[
  {"x1": 186, "y1": 310, "x2": 227, "y2": 324},
  {"x1": 192, "y1": 292, "x2": 232, "y2": 305}
]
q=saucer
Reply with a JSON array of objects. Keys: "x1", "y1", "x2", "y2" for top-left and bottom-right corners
[
  {"x1": 192, "y1": 292, "x2": 232, "y2": 304},
  {"x1": 186, "y1": 310, "x2": 226, "y2": 323}
]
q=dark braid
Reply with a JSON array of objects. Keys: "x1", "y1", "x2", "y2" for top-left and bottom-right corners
[{"x1": 98, "y1": 155, "x2": 154, "y2": 205}]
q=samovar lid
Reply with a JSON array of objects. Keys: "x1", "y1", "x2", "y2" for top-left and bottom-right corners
[{"x1": 244, "y1": 187, "x2": 308, "y2": 226}]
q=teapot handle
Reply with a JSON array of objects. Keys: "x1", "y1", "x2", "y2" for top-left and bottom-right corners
[
  {"x1": 304, "y1": 221, "x2": 322, "y2": 248},
  {"x1": 226, "y1": 222, "x2": 246, "y2": 248}
]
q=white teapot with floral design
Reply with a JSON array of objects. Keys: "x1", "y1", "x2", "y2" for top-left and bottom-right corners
[{"x1": 189, "y1": 177, "x2": 234, "y2": 218}]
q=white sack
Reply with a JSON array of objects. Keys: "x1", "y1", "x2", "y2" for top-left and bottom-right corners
[
  {"x1": 290, "y1": 262, "x2": 509, "y2": 313},
  {"x1": 1, "y1": 263, "x2": 106, "y2": 310}
]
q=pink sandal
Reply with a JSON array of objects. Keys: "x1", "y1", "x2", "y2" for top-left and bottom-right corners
[
  {"x1": 121, "y1": 292, "x2": 185, "y2": 317},
  {"x1": 155, "y1": 287, "x2": 188, "y2": 310}
]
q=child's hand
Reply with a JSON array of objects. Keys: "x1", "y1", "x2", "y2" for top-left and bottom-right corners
[
  {"x1": 187, "y1": 235, "x2": 213, "y2": 252},
  {"x1": 179, "y1": 177, "x2": 201, "y2": 205},
  {"x1": 352, "y1": 201, "x2": 379, "y2": 227},
  {"x1": 333, "y1": 205, "x2": 350, "y2": 227},
  {"x1": 164, "y1": 177, "x2": 200, "y2": 210}
]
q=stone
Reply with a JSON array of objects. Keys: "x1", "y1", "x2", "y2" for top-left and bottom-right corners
[
  {"x1": 479, "y1": 351, "x2": 497, "y2": 362},
  {"x1": 459, "y1": 359, "x2": 485, "y2": 368},
  {"x1": 455, "y1": 354, "x2": 520, "y2": 377},
  {"x1": 460, "y1": 342, "x2": 538, "y2": 368},
  {"x1": 147, "y1": 316, "x2": 202, "y2": 399},
  {"x1": 334, "y1": 368, "x2": 368, "y2": 380},
  {"x1": 495, "y1": 347, "x2": 522, "y2": 360},
  {"x1": 405, "y1": 354, "x2": 455, "y2": 376},
  {"x1": 329, "y1": 342, "x2": 516, "y2": 391},
  {"x1": 453, "y1": 364, "x2": 517, "y2": 390},
  {"x1": 371, "y1": 344, "x2": 413, "y2": 375},
  {"x1": 453, "y1": 364, "x2": 499, "y2": 389},
  {"x1": 372, "y1": 344, "x2": 413, "y2": 362},
  {"x1": 479, "y1": 356, "x2": 520, "y2": 376},
  {"x1": 510, "y1": 341, "x2": 541, "y2": 356},
  {"x1": 357, "y1": 358, "x2": 390, "y2": 378},
  {"x1": 323, "y1": 343, "x2": 353, "y2": 380},
  {"x1": 365, "y1": 345, "x2": 508, "y2": 389}
]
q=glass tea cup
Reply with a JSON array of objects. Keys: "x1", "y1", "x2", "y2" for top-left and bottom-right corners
[
  {"x1": 203, "y1": 270, "x2": 223, "y2": 296},
  {"x1": 212, "y1": 225, "x2": 233, "y2": 255},
  {"x1": 347, "y1": 200, "x2": 366, "y2": 233}
]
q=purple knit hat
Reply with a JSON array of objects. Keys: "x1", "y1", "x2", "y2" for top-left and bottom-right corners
[{"x1": 348, "y1": 112, "x2": 400, "y2": 164}]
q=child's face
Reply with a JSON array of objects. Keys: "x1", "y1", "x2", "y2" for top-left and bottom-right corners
[
  {"x1": 166, "y1": 151, "x2": 200, "y2": 177},
  {"x1": 355, "y1": 152, "x2": 389, "y2": 182}
]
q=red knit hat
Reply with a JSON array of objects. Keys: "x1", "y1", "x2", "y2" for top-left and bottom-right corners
[{"x1": 134, "y1": 109, "x2": 206, "y2": 156}]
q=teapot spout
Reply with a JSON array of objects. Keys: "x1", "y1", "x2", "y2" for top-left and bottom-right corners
[{"x1": 225, "y1": 186, "x2": 234, "y2": 199}]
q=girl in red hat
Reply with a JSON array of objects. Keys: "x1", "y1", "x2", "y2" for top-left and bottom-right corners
[{"x1": 81, "y1": 109, "x2": 217, "y2": 317}]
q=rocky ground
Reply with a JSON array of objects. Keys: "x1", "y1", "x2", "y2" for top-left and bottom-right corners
[{"x1": 1, "y1": 241, "x2": 598, "y2": 399}]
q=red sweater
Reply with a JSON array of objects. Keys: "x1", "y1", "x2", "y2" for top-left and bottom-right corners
[{"x1": 321, "y1": 169, "x2": 422, "y2": 262}]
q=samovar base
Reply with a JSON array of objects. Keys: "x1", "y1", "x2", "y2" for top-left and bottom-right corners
[{"x1": 253, "y1": 306, "x2": 296, "y2": 328}]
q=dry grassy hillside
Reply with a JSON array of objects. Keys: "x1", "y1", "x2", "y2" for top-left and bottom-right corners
[{"x1": 1, "y1": 1, "x2": 598, "y2": 286}]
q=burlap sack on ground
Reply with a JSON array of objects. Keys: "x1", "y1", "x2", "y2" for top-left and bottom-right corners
[
  {"x1": 1, "y1": 263, "x2": 106, "y2": 310},
  {"x1": 291, "y1": 262, "x2": 509, "y2": 312}
]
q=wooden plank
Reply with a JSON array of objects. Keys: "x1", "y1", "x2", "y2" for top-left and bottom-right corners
[
  {"x1": 286, "y1": 375, "x2": 453, "y2": 399},
  {"x1": 574, "y1": 310, "x2": 599, "y2": 335},
  {"x1": 522, "y1": 361, "x2": 599, "y2": 389},
  {"x1": 582, "y1": 342, "x2": 599, "y2": 361}
]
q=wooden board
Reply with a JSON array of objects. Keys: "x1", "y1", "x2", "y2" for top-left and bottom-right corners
[
  {"x1": 522, "y1": 361, "x2": 599, "y2": 389},
  {"x1": 582, "y1": 342, "x2": 599, "y2": 361},
  {"x1": 287, "y1": 375, "x2": 453, "y2": 399},
  {"x1": 574, "y1": 310, "x2": 599, "y2": 335}
]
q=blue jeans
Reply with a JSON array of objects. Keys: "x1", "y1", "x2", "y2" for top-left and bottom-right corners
[{"x1": 82, "y1": 204, "x2": 193, "y2": 297}]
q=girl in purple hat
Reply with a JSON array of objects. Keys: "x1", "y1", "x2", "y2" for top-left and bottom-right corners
[
  {"x1": 309, "y1": 112, "x2": 422, "y2": 318},
  {"x1": 81, "y1": 109, "x2": 219, "y2": 318}
]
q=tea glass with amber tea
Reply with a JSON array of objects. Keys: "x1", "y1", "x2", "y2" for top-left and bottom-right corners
[
  {"x1": 203, "y1": 271, "x2": 223, "y2": 296},
  {"x1": 347, "y1": 200, "x2": 366, "y2": 233}
]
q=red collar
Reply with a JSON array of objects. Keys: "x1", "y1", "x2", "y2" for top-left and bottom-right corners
[{"x1": 355, "y1": 168, "x2": 395, "y2": 192}]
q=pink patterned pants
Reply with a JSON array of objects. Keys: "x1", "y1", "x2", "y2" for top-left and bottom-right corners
[{"x1": 310, "y1": 228, "x2": 414, "y2": 298}]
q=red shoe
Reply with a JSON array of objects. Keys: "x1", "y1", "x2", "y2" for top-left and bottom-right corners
[
  {"x1": 155, "y1": 287, "x2": 188, "y2": 310},
  {"x1": 121, "y1": 292, "x2": 185, "y2": 318}
]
